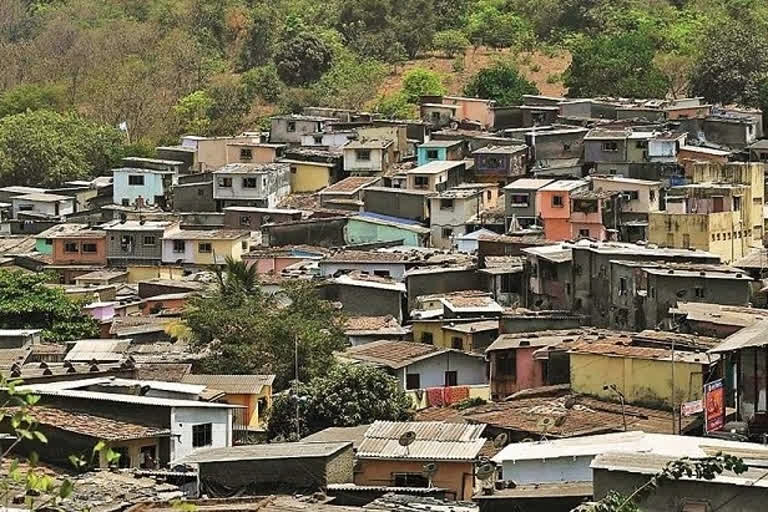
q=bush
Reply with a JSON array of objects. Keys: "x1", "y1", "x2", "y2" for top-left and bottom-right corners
[
  {"x1": 401, "y1": 68, "x2": 446, "y2": 104},
  {"x1": 464, "y1": 60, "x2": 539, "y2": 106},
  {"x1": 242, "y1": 64, "x2": 283, "y2": 103}
]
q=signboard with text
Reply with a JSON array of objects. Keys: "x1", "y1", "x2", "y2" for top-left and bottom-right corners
[
  {"x1": 681, "y1": 399, "x2": 703, "y2": 417},
  {"x1": 704, "y1": 379, "x2": 725, "y2": 433}
]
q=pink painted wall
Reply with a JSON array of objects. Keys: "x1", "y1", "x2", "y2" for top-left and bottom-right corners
[
  {"x1": 543, "y1": 218, "x2": 573, "y2": 241},
  {"x1": 571, "y1": 222, "x2": 607, "y2": 240},
  {"x1": 516, "y1": 346, "x2": 545, "y2": 390},
  {"x1": 250, "y1": 256, "x2": 304, "y2": 274}
]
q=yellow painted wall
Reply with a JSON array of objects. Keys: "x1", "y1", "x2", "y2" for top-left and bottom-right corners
[
  {"x1": 193, "y1": 238, "x2": 246, "y2": 265},
  {"x1": 222, "y1": 386, "x2": 273, "y2": 428},
  {"x1": 570, "y1": 353, "x2": 705, "y2": 408},
  {"x1": 126, "y1": 265, "x2": 183, "y2": 283},
  {"x1": 412, "y1": 321, "x2": 447, "y2": 347},
  {"x1": 290, "y1": 163, "x2": 332, "y2": 193},
  {"x1": 356, "y1": 459, "x2": 475, "y2": 500},
  {"x1": 648, "y1": 211, "x2": 746, "y2": 263}
]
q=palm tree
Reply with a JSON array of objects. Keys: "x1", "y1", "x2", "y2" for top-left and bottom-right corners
[{"x1": 214, "y1": 256, "x2": 259, "y2": 295}]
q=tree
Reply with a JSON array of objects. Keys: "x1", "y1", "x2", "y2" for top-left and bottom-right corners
[
  {"x1": 0, "y1": 110, "x2": 124, "y2": 187},
  {"x1": 275, "y1": 32, "x2": 333, "y2": 86},
  {"x1": 242, "y1": 64, "x2": 284, "y2": 103},
  {"x1": 433, "y1": 29, "x2": 470, "y2": 58},
  {"x1": 401, "y1": 68, "x2": 445, "y2": 104},
  {"x1": 238, "y1": 8, "x2": 276, "y2": 71},
  {"x1": 267, "y1": 363, "x2": 412, "y2": 440},
  {"x1": 184, "y1": 278, "x2": 346, "y2": 389},
  {"x1": 0, "y1": 270, "x2": 99, "y2": 342},
  {"x1": 654, "y1": 52, "x2": 694, "y2": 99},
  {"x1": 172, "y1": 90, "x2": 214, "y2": 136},
  {"x1": 0, "y1": 83, "x2": 65, "y2": 118},
  {"x1": 564, "y1": 31, "x2": 669, "y2": 98},
  {"x1": 464, "y1": 60, "x2": 539, "y2": 106},
  {"x1": 375, "y1": 92, "x2": 418, "y2": 119},
  {"x1": 690, "y1": 23, "x2": 768, "y2": 106},
  {"x1": 466, "y1": 2, "x2": 533, "y2": 50},
  {"x1": 311, "y1": 50, "x2": 387, "y2": 109}
]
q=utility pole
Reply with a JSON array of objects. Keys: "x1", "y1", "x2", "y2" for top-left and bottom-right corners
[
  {"x1": 294, "y1": 334, "x2": 301, "y2": 440},
  {"x1": 671, "y1": 337, "x2": 676, "y2": 435}
]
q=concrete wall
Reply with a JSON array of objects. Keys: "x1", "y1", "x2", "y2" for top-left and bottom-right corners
[
  {"x1": 356, "y1": 459, "x2": 473, "y2": 501},
  {"x1": 344, "y1": 148, "x2": 385, "y2": 174},
  {"x1": 500, "y1": 455, "x2": 594, "y2": 485},
  {"x1": 402, "y1": 350, "x2": 487, "y2": 389},
  {"x1": 289, "y1": 162, "x2": 332, "y2": 193},
  {"x1": 703, "y1": 119, "x2": 757, "y2": 148},
  {"x1": 263, "y1": 217, "x2": 347, "y2": 247},
  {"x1": 364, "y1": 189, "x2": 430, "y2": 222},
  {"x1": 113, "y1": 170, "x2": 172, "y2": 207},
  {"x1": 322, "y1": 283, "x2": 403, "y2": 321},
  {"x1": 648, "y1": 211, "x2": 746, "y2": 263},
  {"x1": 489, "y1": 346, "x2": 544, "y2": 399},
  {"x1": 570, "y1": 352, "x2": 704, "y2": 407},
  {"x1": 528, "y1": 131, "x2": 587, "y2": 161},
  {"x1": 12, "y1": 198, "x2": 74, "y2": 218},
  {"x1": 226, "y1": 144, "x2": 281, "y2": 164},
  {"x1": 161, "y1": 237, "x2": 245, "y2": 265},
  {"x1": 174, "y1": 182, "x2": 216, "y2": 212},
  {"x1": 170, "y1": 407, "x2": 231, "y2": 463},
  {"x1": 200, "y1": 446, "x2": 353, "y2": 492},
  {"x1": 213, "y1": 167, "x2": 291, "y2": 208},
  {"x1": 270, "y1": 119, "x2": 323, "y2": 145},
  {"x1": 106, "y1": 229, "x2": 166, "y2": 263},
  {"x1": 591, "y1": 178, "x2": 660, "y2": 214},
  {"x1": 406, "y1": 269, "x2": 482, "y2": 308},
  {"x1": 52, "y1": 237, "x2": 107, "y2": 265},
  {"x1": 584, "y1": 139, "x2": 628, "y2": 163},
  {"x1": 593, "y1": 468, "x2": 764, "y2": 512},
  {"x1": 318, "y1": 262, "x2": 406, "y2": 281}
]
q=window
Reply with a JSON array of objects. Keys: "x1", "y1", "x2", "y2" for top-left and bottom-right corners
[
  {"x1": 695, "y1": 287, "x2": 705, "y2": 298},
  {"x1": 442, "y1": 227, "x2": 453, "y2": 239},
  {"x1": 120, "y1": 235, "x2": 134, "y2": 252},
  {"x1": 199, "y1": 242, "x2": 212, "y2": 253},
  {"x1": 373, "y1": 270, "x2": 391, "y2": 278},
  {"x1": 356, "y1": 149, "x2": 371, "y2": 161},
  {"x1": 649, "y1": 190, "x2": 656, "y2": 201},
  {"x1": 242, "y1": 241, "x2": 248, "y2": 251},
  {"x1": 650, "y1": 287, "x2": 655, "y2": 298},
  {"x1": 635, "y1": 141, "x2": 648, "y2": 149},
  {"x1": 496, "y1": 353, "x2": 516, "y2": 380},
  {"x1": 143, "y1": 235, "x2": 156, "y2": 247},
  {"x1": 733, "y1": 196, "x2": 742, "y2": 211},
  {"x1": 44, "y1": 239, "x2": 52, "y2": 245},
  {"x1": 243, "y1": 177, "x2": 258, "y2": 188},
  {"x1": 218, "y1": 177, "x2": 232, "y2": 188},
  {"x1": 563, "y1": 143, "x2": 571, "y2": 151},
  {"x1": 451, "y1": 337, "x2": 463, "y2": 350},
  {"x1": 619, "y1": 277, "x2": 628, "y2": 296},
  {"x1": 444, "y1": 371, "x2": 458, "y2": 387},
  {"x1": 510, "y1": 194, "x2": 528, "y2": 207},
  {"x1": 128, "y1": 175, "x2": 145, "y2": 186},
  {"x1": 623, "y1": 190, "x2": 639, "y2": 201},
  {"x1": 421, "y1": 332, "x2": 434, "y2": 344},
  {"x1": 82, "y1": 243, "x2": 97, "y2": 253},
  {"x1": 552, "y1": 195, "x2": 564, "y2": 207},
  {"x1": 393, "y1": 473, "x2": 428, "y2": 487},
  {"x1": 121, "y1": 198, "x2": 130, "y2": 206},
  {"x1": 431, "y1": 111, "x2": 441, "y2": 121},
  {"x1": 173, "y1": 240, "x2": 185, "y2": 253},
  {"x1": 290, "y1": 166, "x2": 297, "y2": 175},
  {"x1": 240, "y1": 148, "x2": 253, "y2": 161},
  {"x1": 405, "y1": 373, "x2": 421, "y2": 390},
  {"x1": 287, "y1": 121, "x2": 296, "y2": 132},
  {"x1": 64, "y1": 242, "x2": 78, "y2": 253},
  {"x1": 602, "y1": 141, "x2": 619, "y2": 152},
  {"x1": 579, "y1": 229, "x2": 590, "y2": 237},
  {"x1": 486, "y1": 191, "x2": 492, "y2": 200},
  {"x1": 239, "y1": 215, "x2": 250, "y2": 227},
  {"x1": 192, "y1": 423, "x2": 212, "y2": 447},
  {"x1": 426, "y1": 149, "x2": 439, "y2": 159},
  {"x1": 414, "y1": 176, "x2": 429, "y2": 189},
  {"x1": 440, "y1": 199, "x2": 454, "y2": 210},
  {"x1": 682, "y1": 234, "x2": 690, "y2": 248},
  {"x1": 197, "y1": 188, "x2": 204, "y2": 197},
  {"x1": 313, "y1": 136, "x2": 323, "y2": 144}
]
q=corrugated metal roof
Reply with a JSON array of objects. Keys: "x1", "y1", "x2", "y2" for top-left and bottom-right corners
[
  {"x1": 179, "y1": 441, "x2": 351, "y2": 463},
  {"x1": 711, "y1": 319, "x2": 768, "y2": 353},
  {"x1": 357, "y1": 421, "x2": 486, "y2": 461},
  {"x1": 65, "y1": 339, "x2": 131, "y2": 362},
  {"x1": 180, "y1": 374, "x2": 275, "y2": 394}
]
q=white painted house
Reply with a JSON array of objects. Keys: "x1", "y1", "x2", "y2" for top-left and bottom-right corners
[
  {"x1": 12, "y1": 192, "x2": 75, "y2": 218},
  {"x1": 213, "y1": 162, "x2": 291, "y2": 208}
]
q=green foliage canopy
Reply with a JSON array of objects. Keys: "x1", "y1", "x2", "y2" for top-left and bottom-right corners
[
  {"x1": 401, "y1": 68, "x2": 446, "y2": 104},
  {"x1": 0, "y1": 109, "x2": 124, "y2": 187},
  {"x1": 0, "y1": 270, "x2": 99, "y2": 342},
  {"x1": 267, "y1": 363, "x2": 412, "y2": 440},
  {"x1": 275, "y1": 32, "x2": 334, "y2": 86},
  {"x1": 464, "y1": 60, "x2": 539, "y2": 106}
]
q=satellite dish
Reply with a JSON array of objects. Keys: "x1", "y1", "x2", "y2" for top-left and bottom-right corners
[
  {"x1": 422, "y1": 462, "x2": 438, "y2": 475},
  {"x1": 537, "y1": 417, "x2": 555, "y2": 431},
  {"x1": 476, "y1": 463, "x2": 496, "y2": 481},
  {"x1": 493, "y1": 432, "x2": 509, "y2": 448},
  {"x1": 521, "y1": 437, "x2": 535, "y2": 443},
  {"x1": 564, "y1": 397, "x2": 577, "y2": 409},
  {"x1": 398, "y1": 431, "x2": 417, "y2": 447}
]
